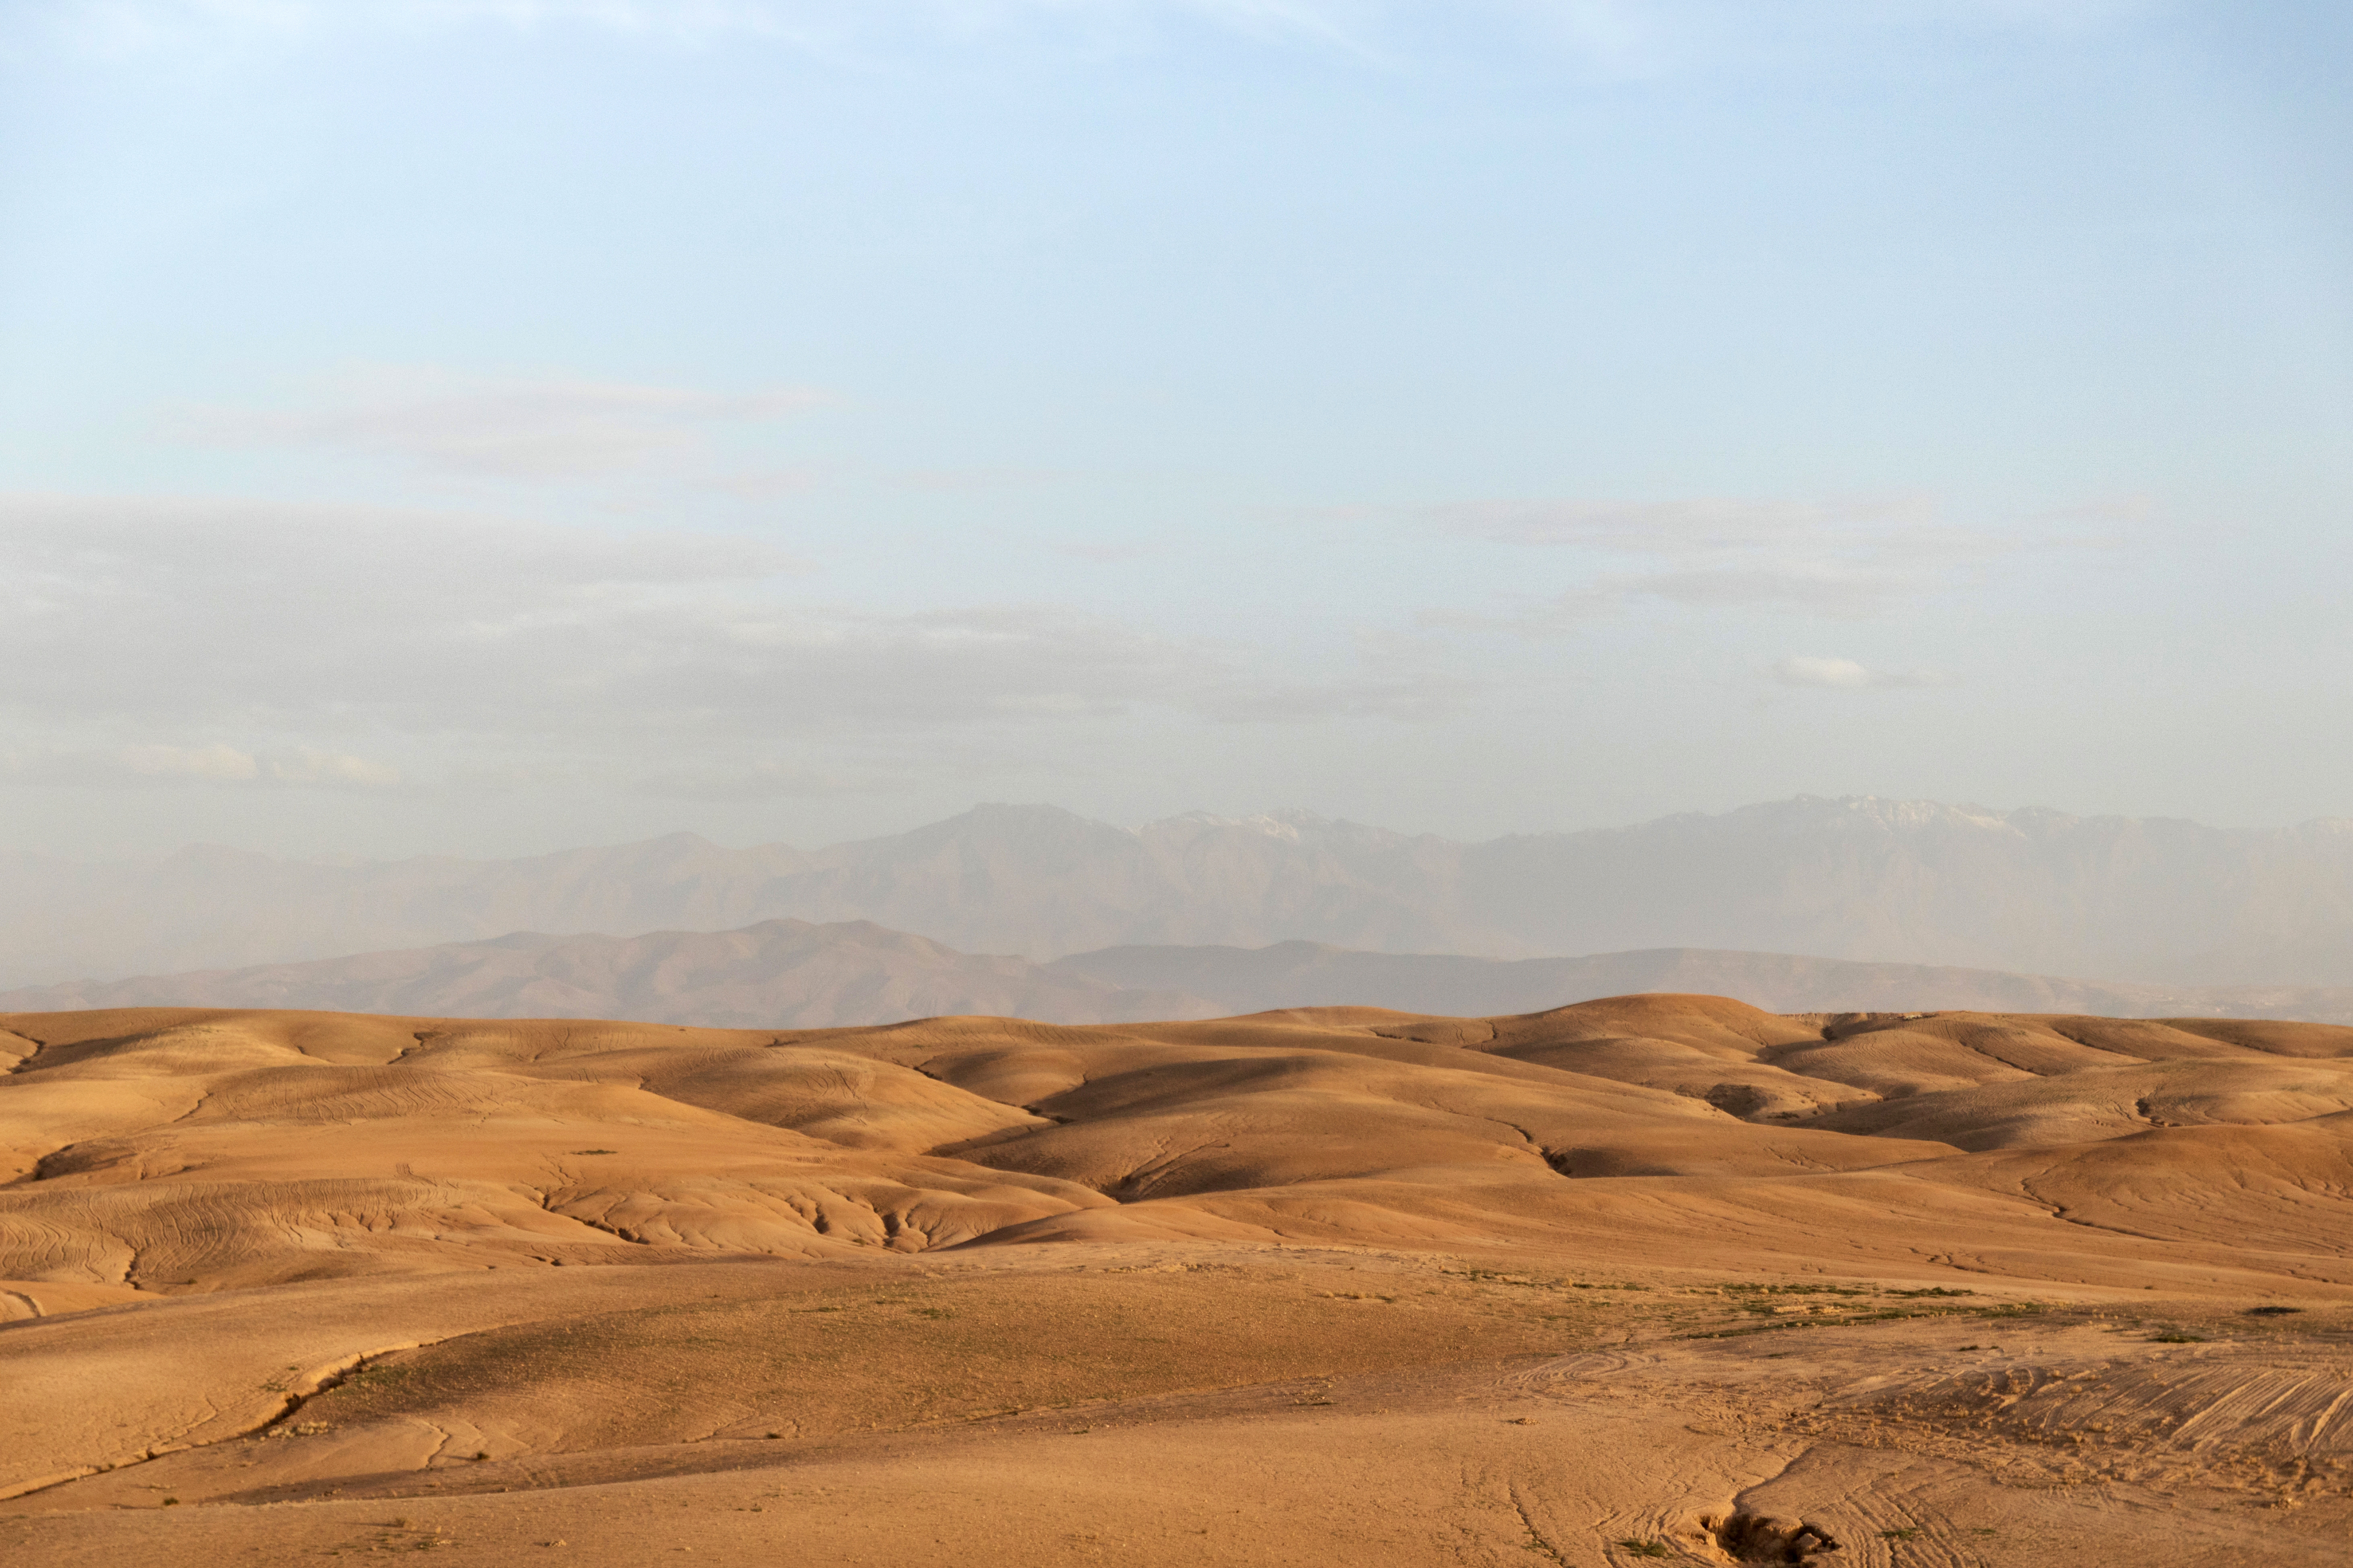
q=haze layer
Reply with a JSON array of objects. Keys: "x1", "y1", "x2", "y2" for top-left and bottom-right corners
[{"x1": 16, "y1": 797, "x2": 2353, "y2": 990}]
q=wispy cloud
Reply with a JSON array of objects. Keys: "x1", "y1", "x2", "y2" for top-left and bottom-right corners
[
  {"x1": 37, "y1": 0, "x2": 1383, "y2": 55},
  {"x1": 1772, "y1": 655, "x2": 1945, "y2": 689},
  {"x1": 180, "y1": 369, "x2": 828, "y2": 482},
  {"x1": 10, "y1": 743, "x2": 404, "y2": 789},
  {"x1": 896, "y1": 466, "x2": 1063, "y2": 493},
  {"x1": 1425, "y1": 495, "x2": 1940, "y2": 551},
  {"x1": 1415, "y1": 493, "x2": 2012, "y2": 622},
  {"x1": 1191, "y1": 670, "x2": 1479, "y2": 723},
  {"x1": 33, "y1": 0, "x2": 2157, "y2": 61},
  {"x1": 1054, "y1": 539, "x2": 1159, "y2": 563},
  {"x1": 632, "y1": 758, "x2": 902, "y2": 800},
  {"x1": 0, "y1": 495, "x2": 1459, "y2": 781}
]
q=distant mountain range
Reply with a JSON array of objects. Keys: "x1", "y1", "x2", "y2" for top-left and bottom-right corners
[
  {"x1": 0, "y1": 920, "x2": 1181, "y2": 1029},
  {"x1": 6, "y1": 917, "x2": 2349, "y2": 1028},
  {"x1": 6, "y1": 795, "x2": 2351, "y2": 990}
]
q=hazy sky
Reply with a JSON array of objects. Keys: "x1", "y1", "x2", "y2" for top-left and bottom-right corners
[{"x1": 3, "y1": 0, "x2": 2348, "y2": 858}]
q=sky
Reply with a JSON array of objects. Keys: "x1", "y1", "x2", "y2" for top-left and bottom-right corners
[{"x1": 2, "y1": 0, "x2": 2349, "y2": 859}]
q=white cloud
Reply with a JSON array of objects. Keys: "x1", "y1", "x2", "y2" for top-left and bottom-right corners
[
  {"x1": 37, "y1": 0, "x2": 1381, "y2": 55},
  {"x1": 707, "y1": 466, "x2": 825, "y2": 501},
  {"x1": 1500, "y1": 0, "x2": 2153, "y2": 67},
  {"x1": 119, "y1": 742, "x2": 262, "y2": 781},
  {"x1": 267, "y1": 749, "x2": 407, "y2": 787},
  {"x1": 31, "y1": 0, "x2": 2155, "y2": 60},
  {"x1": 1191, "y1": 670, "x2": 1479, "y2": 723},
  {"x1": 896, "y1": 466, "x2": 1062, "y2": 493},
  {"x1": 634, "y1": 759, "x2": 902, "y2": 800},
  {"x1": 0, "y1": 495, "x2": 1455, "y2": 774},
  {"x1": 182, "y1": 369, "x2": 828, "y2": 481},
  {"x1": 13, "y1": 743, "x2": 404, "y2": 789},
  {"x1": 1054, "y1": 539, "x2": 1158, "y2": 563},
  {"x1": 1418, "y1": 493, "x2": 2013, "y2": 621},
  {"x1": 1772, "y1": 655, "x2": 1943, "y2": 689},
  {"x1": 1425, "y1": 495, "x2": 1941, "y2": 552},
  {"x1": 1617, "y1": 562, "x2": 1931, "y2": 611}
]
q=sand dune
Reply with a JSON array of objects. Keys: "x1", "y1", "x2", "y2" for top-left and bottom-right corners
[
  {"x1": 11, "y1": 917, "x2": 2353, "y2": 1029},
  {"x1": 9, "y1": 997, "x2": 2353, "y2": 1284},
  {"x1": 6, "y1": 995, "x2": 2353, "y2": 1565}
]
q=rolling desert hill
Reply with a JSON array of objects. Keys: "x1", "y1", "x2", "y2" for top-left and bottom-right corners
[
  {"x1": 4, "y1": 995, "x2": 2353, "y2": 1565},
  {"x1": 8, "y1": 917, "x2": 2353, "y2": 1028},
  {"x1": 9, "y1": 794, "x2": 2353, "y2": 990}
]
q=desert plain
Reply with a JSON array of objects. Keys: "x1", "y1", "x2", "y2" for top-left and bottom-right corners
[{"x1": 5, "y1": 994, "x2": 2353, "y2": 1566}]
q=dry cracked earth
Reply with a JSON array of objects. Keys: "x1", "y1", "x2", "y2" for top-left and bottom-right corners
[{"x1": 5, "y1": 995, "x2": 2353, "y2": 1565}]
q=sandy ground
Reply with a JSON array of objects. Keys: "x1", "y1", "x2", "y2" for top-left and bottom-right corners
[{"x1": 6, "y1": 996, "x2": 2353, "y2": 1564}]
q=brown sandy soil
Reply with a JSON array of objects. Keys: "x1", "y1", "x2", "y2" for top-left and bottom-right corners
[{"x1": 6, "y1": 995, "x2": 2353, "y2": 1565}]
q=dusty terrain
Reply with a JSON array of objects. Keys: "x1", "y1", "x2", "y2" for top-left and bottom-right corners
[{"x1": 6, "y1": 994, "x2": 2353, "y2": 1565}]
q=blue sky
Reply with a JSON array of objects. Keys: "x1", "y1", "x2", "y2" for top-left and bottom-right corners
[{"x1": 2, "y1": 0, "x2": 2348, "y2": 856}]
